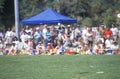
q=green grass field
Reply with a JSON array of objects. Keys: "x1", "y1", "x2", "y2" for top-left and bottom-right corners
[{"x1": 0, "y1": 55, "x2": 120, "y2": 79}]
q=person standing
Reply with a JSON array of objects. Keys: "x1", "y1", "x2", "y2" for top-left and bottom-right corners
[
  {"x1": 110, "y1": 23, "x2": 119, "y2": 41},
  {"x1": 104, "y1": 27, "x2": 113, "y2": 39},
  {"x1": 34, "y1": 27, "x2": 42, "y2": 45},
  {"x1": 5, "y1": 28, "x2": 13, "y2": 45},
  {"x1": 42, "y1": 25, "x2": 48, "y2": 47},
  {"x1": 45, "y1": 28, "x2": 51, "y2": 47}
]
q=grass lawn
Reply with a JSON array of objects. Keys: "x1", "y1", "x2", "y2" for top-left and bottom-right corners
[{"x1": 0, "y1": 55, "x2": 120, "y2": 79}]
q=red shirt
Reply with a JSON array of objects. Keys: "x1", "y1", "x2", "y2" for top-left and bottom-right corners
[{"x1": 104, "y1": 30, "x2": 112, "y2": 38}]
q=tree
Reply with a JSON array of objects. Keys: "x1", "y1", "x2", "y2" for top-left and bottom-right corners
[
  {"x1": 81, "y1": 17, "x2": 92, "y2": 27},
  {"x1": 1, "y1": 0, "x2": 120, "y2": 29},
  {"x1": 19, "y1": 0, "x2": 40, "y2": 19},
  {"x1": 0, "y1": 0, "x2": 5, "y2": 13},
  {"x1": 0, "y1": 0, "x2": 5, "y2": 30}
]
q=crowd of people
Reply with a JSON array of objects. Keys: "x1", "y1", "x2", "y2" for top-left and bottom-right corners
[{"x1": 0, "y1": 23, "x2": 120, "y2": 55}]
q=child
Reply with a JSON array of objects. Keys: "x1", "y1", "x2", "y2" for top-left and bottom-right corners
[
  {"x1": 111, "y1": 41, "x2": 119, "y2": 54},
  {"x1": 28, "y1": 38, "x2": 34, "y2": 55},
  {"x1": 36, "y1": 42, "x2": 44, "y2": 54},
  {"x1": 82, "y1": 39, "x2": 90, "y2": 54},
  {"x1": 105, "y1": 38, "x2": 113, "y2": 54},
  {"x1": 46, "y1": 43, "x2": 54, "y2": 55},
  {"x1": 4, "y1": 44, "x2": 11, "y2": 55},
  {"x1": 54, "y1": 42, "x2": 64, "y2": 55},
  {"x1": 72, "y1": 39, "x2": 79, "y2": 48},
  {"x1": 93, "y1": 41, "x2": 102, "y2": 54},
  {"x1": 22, "y1": 40, "x2": 29, "y2": 55},
  {"x1": 77, "y1": 38, "x2": 84, "y2": 54},
  {"x1": 10, "y1": 43, "x2": 16, "y2": 55}
]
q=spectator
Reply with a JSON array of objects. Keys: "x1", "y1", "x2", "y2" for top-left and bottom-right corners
[
  {"x1": 54, "y1": 42, "x2": 64, "y2": 54},
  {"x1": 36, "y1": 42, "x2": 44, "y2": 54},
  {"x1": 0, "y1": 23, "x2": 119, "y2": 55},
  {"x1": 105, "y1": 38, "x2": 113, "y2": 54},
  {"x1": 104, "y1": 27, "x2": 113, "y2": 39},
  {"x1": 4, "y1": 44, "x2": 11, "y2": 55},
  {"x1": 86, "y1": 27, "x2": 94, "y2": 47},
  {"x1": 63, "y1": 34, "x2": 72, "y2": 48},
  {"x1": 34, "y1": 27, "x2": 42, "y2": 45},
  {"x1": 23, "y1": 40, "x2": 29, "y2": 55},
  {"x1": 93, "y1": 40, "x2": 103, "y2": 54},
  {"x1": 74, "y1": 25, "x2": 81, "y2": 41},
  {"x1": 24, "y1": 25, "x2": 31, "y2": 34},
  {"x1": 42, "y1": 24, "x2": 47, "y2": 39},
  {"x1": 46, "y1": 43, "x2": 54, "y2": 54},
  {"x1": 50, "y1": 25, "x2": 57, "y2": 44},
  {"x1": 10, "y1": 43, "x2": 16, "y2": 55},
  {"x1": 5, "y1": 28, "x2": 13, "y2": 45},
  {"x1": 81, "y1": 26, "x2": 88, "y2": 42},
  {"x1": 0, "y1": 30, "x2": 5, "y2": 40},
  {"x1": 45, "y1": 28, "x2": 51, "y2": 47},
  {"x1": 94, "y1": 26, "x2": 101, "y2": 42},
  {"x1": 28, "y1": 38, "x2": 34, "y2": 55},
  {"x1": 83, "y1": 39, "x2": 90, "y2": 54},
  {"x1": 110, "y1": 23, "x2": 119, "y2": 41},
  {"x1": 111, "y1": 41, "x2": 119, "y2": 54}
]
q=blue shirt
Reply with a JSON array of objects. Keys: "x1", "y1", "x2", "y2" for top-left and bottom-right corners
[
  {"x1": 34, "y1": 31, "x2": 42, "y2": 39},
  {"x1": 46, "y1": 32, "x2": 51, "y2": 39}
]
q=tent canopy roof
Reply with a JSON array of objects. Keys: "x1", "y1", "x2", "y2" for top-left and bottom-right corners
[{"x1": 22, "y1": 8, "x2": 77, "y2": 24}]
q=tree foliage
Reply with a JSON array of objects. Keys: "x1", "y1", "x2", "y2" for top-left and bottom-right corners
[
  {"x1": 0, "y1": 0, "x2": 120, "y2": 29},
  {"x1": 0, "y1": 0, "x2": 5, "y2": 29}
]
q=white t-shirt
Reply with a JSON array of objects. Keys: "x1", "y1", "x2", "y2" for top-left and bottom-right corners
[
  {"x1": 20, "y1": 34, "x2": 30, "y2": 43},
  {"x1": 105, "y1": 39, "x2": 113, "y2": 48},
  {"x1": 42, "y1": 28, "x2": 47, "y2": 39},
  {"x1": 75, "y1": 28, "x2": 81, "y2": 37},
  {"x1": 110, "y1": 27, "x2": 118, "y2": 36},
  {"x1": 11, "y1": 31, "x2": 16, "y2": 37},
  {"x1": 82, "y1": 29, "x2": 87, "y2": 36},
  {"x1": 111, "y1": 44, "x2": 119, "y2": 50},
  {"x1": 70, "y1": 30, "x2": 75, "y2": 40},
  {"x1": 82, "y1": 29, "x2": 87, "y2": 41},
  {"x1": 5, "y1": 31, "x2": 12, "y2": 37}
]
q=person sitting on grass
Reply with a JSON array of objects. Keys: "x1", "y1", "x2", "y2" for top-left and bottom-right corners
[
  {"x1": 105, "y1": 38, "x2": 113, "y2": 54},
  {"x1": 36, "y1": 42, "x2": 44, "y2": 54},
  {"x1": 82, "y1": 39, "x2": 90, "y2": 54},
  {"x1": 77, "y1": 37, "x2": 84, "y2": 54},
  {"x1": 46, "y1": 43, "x2": 54, "y2": 55},
  {"x1": 4, "y1": 44, "x2": 11, "y2": 55},
  {"x1": 93, "y1": 41, "x2": 103, "y2": 55},
  {"x1": 10, "y1": 43, "x2": 17, "y2": 55},
  {"x1": 110, "y1": 41, "x2": 119, "y2": 54},
  {"x1": 63, "y1": 34, "x2": 72, "y2": 48},
  {"x1": 54, "y1": 42, "x2": 64, "y2": 55},
  {"x1": 22, "y1": 40, "x2": 29, "y2": 55},
  {"x1": 28, "y1": 38, "x2": 34, "y2": 55},
  {"x1": 72, "y1": 39, "x2": 79, "y2": 48}
]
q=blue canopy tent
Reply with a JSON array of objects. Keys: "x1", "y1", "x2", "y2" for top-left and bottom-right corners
[{"x1": 22, "y1": 8, "x2": 77, "y2": 24}]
